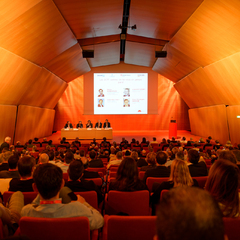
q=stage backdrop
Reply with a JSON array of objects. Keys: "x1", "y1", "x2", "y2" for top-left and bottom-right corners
[{"x1": 54, "y1": 63, "x2": 190, "y2": 131}]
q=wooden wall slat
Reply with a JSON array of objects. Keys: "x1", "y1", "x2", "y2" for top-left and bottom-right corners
[
  {"x1": 0, "y1": 105, "x2": 17, "y2": 144},
  {"x1": 0, "y1": 0, "x2": 77, "y2": 65},
  {"x1": 44, "y1": 44, "x2": 91, "y2": 83},
  {"x1": 226, "y1": 106, "x2": 240, "y2": 145},
  {"x1": 189, "y1": 105, "x2": 229, "y2": 144},
  {"x1": 14, "y1": 105, "x2": 55, "y2": 144}
]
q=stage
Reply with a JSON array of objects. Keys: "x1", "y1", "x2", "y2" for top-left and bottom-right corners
[{"x1": 39, "y1": 130, "x2": 205, "y2": 145}]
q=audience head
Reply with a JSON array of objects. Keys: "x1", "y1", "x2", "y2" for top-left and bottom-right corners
[
  {"x1": 2, "y1": 151, "x2": 13, "y2": 163},
  {"x1": 5, "y1": 137, "x2": 11, "y2": 144},
  {"x1": 8, "y1": 155, "x2": 19, "y2": 170},
  {"x1": 130, "y1": 151, "x2": 138, "y2": 161},
  {"x1": 188, "y1": 149, "x2": 200, "y2": 164},
  {"x1": 116, "y1": 151, "x2": 123, "y2": 160},
  {"x1": 169, "y1": 160, "x2": 193, "y2": 187},
  {"x1": 28, "y1": 139, "x2": 32, "y2": 144},
  {"x1": 39, "y1": 153, "x2": 49, "y2": 164},
  {"x1": 33, "y1": 163, "x2": 63, "y2": 200},
  {"x1": 141, "y1": 150, "x2": 147, "y2": 157},
  {"x1": 175, "y1": 151, "x2": 184, "y2": 161},
  {"x1": 18, "y1": 156, "x2": 35, "y2": 177},
  {"x1": 125, "y1": 150, "x2": 131, "y2": 156},
  {"x1": 48, "y1": 151, "x2": 55, "y2": 161},
  {"x1": 155, "y1": 187, "x2": 225, "y2": 240},
  {"x1": 68, "y1": 160, "x2": 84, "y2": 181},
  {"x1": 116, "y1": 157, "x2": 138, "y2": 183},
  {"x1": 205, "y1": 159, "x2": 240, "y2": 217},
  {"x1": 145, "y1": 152, "x2": 156, "y2": 165},
  {"x1": 65, "y1": 151, "x2": 74, "y2": 164},
  {"x1": 218, "y1": 150, "x2": 237, "y2": 164},
  {"x1": 232, "y1": 150, "x2": 240, "y2": 164},
  {"x1": 89, "y1": 150, "x2": 96, "y2": 160},
  {"x1": 156, "y1": 151, "x2": 168, "y2": 165},
  {"x1": 79, "y1": 150, "x2": 85, "y2": 157}
]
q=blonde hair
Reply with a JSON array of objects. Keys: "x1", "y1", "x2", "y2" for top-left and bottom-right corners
[{"x1": 169, "y1": 160, "x2": 193, "y2": 187}]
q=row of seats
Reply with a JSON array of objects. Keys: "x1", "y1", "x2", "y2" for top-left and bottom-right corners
[{"x1": 9, "y1": 214, "x2": 240, "y2": 240}]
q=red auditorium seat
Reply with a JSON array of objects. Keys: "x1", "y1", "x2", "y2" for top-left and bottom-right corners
[
  {"x1": 0, "y1": 219, "x2": 3, "y2": 239},
  {"x1": 74, "y1": 191, "x2": 98, "y2": 209},
  {"x1": 83, "y1": 178, "x2": 103, "y2": 187},
  {"x1": 105, "y1": 190, "x2": 151, "y2": 216},
  {"x1": 86, "y1": 167, "x2": 106, "y2": 176},
  {"x1": 15, "y1": 216, "x2": 98, "y2": 240},
  {"x1": 192, "y1": 176, "x2": 208, "y2": 189},
  {"x1": 102, "y1": 215, "x2": 156, "y2": 240},
  {"x1": 3, "y1": 191, "x2": 38, "y2": 206},
  {"x1": 223, "y1": 217, "x2": 240, "y2": 240},
  {"x1": 138, "y1": 171, "x2": 145, "y2": 180},
  {"x1": 160, "y1": 189, "x2": 169, "y2": 200},
  {"x1": 146, "y1": 177, "x2": 169, "y2": 192},
  {"x1": 63, "y1": 172, "x2": 69, "y2": 183}
]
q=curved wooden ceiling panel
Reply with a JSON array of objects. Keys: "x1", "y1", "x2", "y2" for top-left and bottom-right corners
[
  {"x1": 82, "y1": 42, "x2": 120, "y2": 68},
  {"x1": 170, "y1": 0, "x2": 240, "y2": 66},
  {"x1": 153, "y1": 44, "x2": 201, "y2": 82},
  {"x1": 53, "y1": 0, "x2": 123, "y2": 39},
  {"x1": 44, "y1": 43, "x2": 91, "y2": 83},
  {"x1": 124, "y1": 41, "x2": 158, "y2": 67},
  {"x1": 130, "y1": 0, "x2": 204, "y2": 40},
  {"x1": 0, "y1": 0, "x2": 77, "y2": 66}
]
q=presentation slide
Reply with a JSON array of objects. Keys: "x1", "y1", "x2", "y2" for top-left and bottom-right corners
[{"x1": 94, "y1": 73, "x2": 148, "y2": 114}]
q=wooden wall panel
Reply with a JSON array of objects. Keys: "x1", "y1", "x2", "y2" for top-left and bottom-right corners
[
  {"x1": 0, "y1": 0, "x2": 77, "y2": 65},
  {"x1": 0, "y1": 105, "x2": 17, "y2": 144},
  {"x1": 0, "y1": 0, "x2": 41, "y2": 29},
  {"x1": 152, "y1": 44, "x2": 201, "y2": 83},
  {"x1": 189, "y1": 105, "x2": 229, "y2": 144},
  {"x1": 0, "y1": 48, "x2": 42, "y2": 106},
  {"x1": 0, "y1": 48, "x2": 68, "y2": 108},
  {"x1": 226, "y1": 106, "x2": 240, "y2": 145},
  {"x1": 170, "y1": 0, "x2": 240, "y2": 66},
  {"x1": 44, "y1": 44, "x2": 91, "y2": 83},
  {"x1": 54, "y1": 65, "x2": 190, "y2": 131},
  {"x1": 19, "y1": 68, "x2": 68, "y2": 109},
  {"x1": 15, "y1": 105, "x2": 55, "y2": 144},
  {"x1": 174, "y1": 67, "x2": 220, "y2": 108}
]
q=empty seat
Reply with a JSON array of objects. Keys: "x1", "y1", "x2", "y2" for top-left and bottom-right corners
[
  {"x1": 146, "y1": 177, "x2": 169, "y2": 192},
  {"x1": 3, "y1": 191, "x2": 38, "y2": 206},
  {"x1": 15, "y1": 216, "x2": 98, "y2": 240},
  {"x1": 74, "y1": 191, "x2": 98, "y2": 209},
  {"x1": 105, "y1": 190, "x2": 151, "y2": 216},
  {"x1": 102, "y1": 215, "x2": 156, "y2": 240}
]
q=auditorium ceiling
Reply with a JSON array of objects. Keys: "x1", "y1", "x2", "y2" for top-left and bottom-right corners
[{"x1": 1, "y1": 0, "x2": 240, "y2": 83}]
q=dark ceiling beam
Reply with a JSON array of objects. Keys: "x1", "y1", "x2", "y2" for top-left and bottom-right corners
[{"x1": 126, "y1": 35, "x2": 169, "y2": 46}]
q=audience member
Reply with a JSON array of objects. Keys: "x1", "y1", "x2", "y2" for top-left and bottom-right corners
[
  {"x1": 109, "y1": 157, "x2": 148, "y2": 191},
  {"x1": 205, "y1": 159, "x2": 240, "y2": 217},
  {"x1": 9, "y1": 156, "x2": 35, "y2": 192},
  {"x1": 140, "y1": 152, "x2": 156, "y2": 171},
  {"x1": 137, "y1": 150, "x2": 148, "y2": 167},
  {"x1": 0, "y1": 155, "x2": 20, "y2": 178},
  {"x1": 143, "y1": 151, "x2": 170, "y2": 182},
  {"x1": 155, "y1": 187, "x2": 225, "y2": 240},
  {"x1": 151, "y1": 160, "x2": 198, "y2": 208},
  {"x1": 55, "y1": 151, "x2": 74, "y2": 173},
  {"x1": 32, "y1": 138, "x2": 42, "y2": 147},
  {"x1": 21, "y1": 163, "x2": 104, "y2": 230},
  {"x1": 203, "y1": 139, "x2": 212, "y2": 150},
  {"x1": 218, "y1": 150, "x2": 237, "y2": 164},
  {"x1": 38, "y1": 153, "x2": 49, "y2": 165},
  {"x1": 88, "y1": 150, "x2": 103, "y2": 168},
  {"x1": 0, "y1": 151, "x2": 13, "y2": 171},
  {"x1": 0, "y1": 137, "x2": 11, "y2": 152},
  {"x1": 107, "y1": 151, "x2": 123, "y2": 169},
  {"x1": 188, "y1": 149, "x2": 208, "y2": 177},
  {"x1": 65, "y1": 160, "x2": 103, "y2": 204}
]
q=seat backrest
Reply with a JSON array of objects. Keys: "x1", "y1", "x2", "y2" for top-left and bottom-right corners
[
  {"x1": 87, "y1": 167, "x2": 106, "y2": 175},
  {"x1": 160, "y1": 189, "x2": 169, "y2": 200},
  {"x1": 3, "y1": 191, "x2": 38, "y2": 206},
  {"x1": 63, "y1": 172, "x2": 69, "y2": 183},
  {"x1": 19, "y1": 216, "x2": 91, "y2": 240},
  {"x1": 138, "y1": 171, "x2": 145, "y2": 180},
  {"x1": 74, "y1": 191, "x2": 98, "y2": 209},
  {"x1": 83, "y1": 178, "x2": 103, "y2": 187},
  {"x1": 146, "y1": 177, "x2": 169, "y2": 192},
  {"x1": 223, "y1": 217, "x2": 240, "y2": 240},
  {"x1": 192, "y1": 176, "x2": 208, "y2": 189},
  {"x1": 106, "y1": 190, "x2": 150, "y2": 216},
  {"x1": 103, "y1": 215, "x2": 156, "y2": 240},
  {"x1": 0, "y1": 219, "x2": 3, "y2": 239},
  {"x1": 109, "y1": 171, "x2": 117, "y2": 178}
]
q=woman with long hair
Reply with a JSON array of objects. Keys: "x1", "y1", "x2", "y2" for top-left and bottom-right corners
[
  {"x1": 109, "y1": 157, "x2": 148, "y2": 191},
  {"x1": 205, "y1": 159, "x2": 240, "y2": 217},
  {"x1": 151, "y1": 160, "x2": 198, "y2": 207}
]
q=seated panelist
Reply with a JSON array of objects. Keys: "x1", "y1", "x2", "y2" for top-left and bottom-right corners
[
  {"x1": 64, "y1": 121, "x2": 73, "y2": 129},
  {"x1": 76, "y1": 121, "x2": 83, "y2": 129},
  {"x1": 103, "y1": 119, "x2": 111, "y2": 128},
  {"x1": 86, "y1": 120, "x2": 93, "y2": 128},
  {"x1": 95, "y1": 120, "x2": 102, "y2": 128}
]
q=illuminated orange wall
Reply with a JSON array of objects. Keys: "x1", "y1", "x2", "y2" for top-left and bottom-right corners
[{"x1": 54, "y1": 64, "x2": 190, "y2": 131}]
